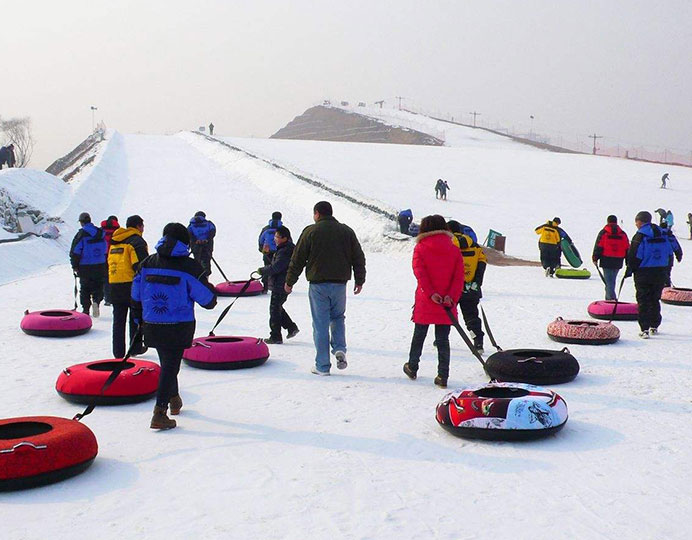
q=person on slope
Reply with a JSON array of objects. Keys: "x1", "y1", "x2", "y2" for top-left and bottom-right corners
[
  {"x1": 534, "y1": 217, "x2": 562, "y2": 277},
  {"x1": 108, "y1": 215, "x2": 148, "y2": 358},
  {"x1": 625, "y1": 211, "x2": 673, "y2": 339},
  {"x1": 592, "y1": 215, "x2": 629, "y2": 300},
  {"x1": 69, "y1": 212, "x2": 108, "y2": 317},
  {"x1": 397, "y1": 209, "x2": 413, "y2": 234},
  {"x1": 403, "y1": 215, "x2": 464, "y2": 388},
  {"x1": 449, "y1": 220, "x2": 487, "y2": 353},
  {"x1": 258, "y1": 225, "x2": 299, "y2": 344},
  {"x1": 661, "y1": 173, "x2": 668, "y2": 189},
  {"x1": 0, "y1": 144, "x2": 15, "y2": 169},
  {"x1": 687, "y1": 213, "x2": 692, "y2": 240},
  {"x1": 187, "y1": 211, "x2": 216, "y2": 276},
  {"x1": 258, "y1": 211, "x2": 283, "y2": 293},
  {"x1": 209, "y1": 122, "x2": 214, "y2": 135},
  {"x1": 434, "y1": 179, "x2": 443, "y2": 199},
  {"x1": 132, "y1": 223, "x2": 217, "y2": 430},
  {"x1": 438, "y1": 179, "x2": 450, "y2": 200},
  {"x1": 100, "y1": 215, "x2": 120, "y2": 305},
  {"x1": 659, "y1": 220, "x2": 683, "y2": 288},
  {"x1": 285, "y1": 201, "x2": 366, "y2": 376}
]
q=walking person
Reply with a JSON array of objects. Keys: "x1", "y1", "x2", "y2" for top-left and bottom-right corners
[
  {"x1": 438, "y1": 179, "x2": 450, "y2": 200},
  {"x1": 661, "y1": 173, "x2": 668, "y2": 189},
  {"x1": 258, "y1": 226, "x2": 299, "y2": 344},
  {"x1": 101, "y1": 215, "x2": 120, "y2": 305},
  {"x1": 625, "y1": 211, "x2": 673, "y2": 339},
  {"x1": 434, "y1": 179, "x2": 442, "y2": 199},
  {"x1": 0, "y1": 144, "x2": 15, "y2": 169},
  {"x1": 258, "y1": 211, "x2": 283, "y2": 293},
  {"x1": 285, "y1": 201, "x2": 366, "y2": 375},
  {"x1": 69, "y1": 212, "x2": 108, "y2": 317},
  {"x1": 209, "y1": 122, "x2": 214, "y2": 135},
  {"x1": 687, "y1": 213, "x2": 692, "y2": 240},
  {"x1": 108, "y1": 215, "x2": 148, "y2": 358},
  {"x1": 534, "y1": 217, "x2": 562, "y2": 277},
  {"x1": 403, "y1": 215, "x2": 464, "y2": 387},
  {"x1": 132, "y1": 223, "x2": 217, "y2": 429},
  {"x1": 592, "y1": 215, "x2": 629, "y2": 300},
  {"x1": 187, "y1": 211, "x2": 216, "y2": 276}
]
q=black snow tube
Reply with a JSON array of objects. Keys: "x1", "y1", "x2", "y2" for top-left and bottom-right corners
[{"x1": 484, "y1": 347, "x2": 580, "y2": 385}]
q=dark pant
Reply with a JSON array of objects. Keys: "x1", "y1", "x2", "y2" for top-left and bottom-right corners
[
  {"x1": 269, "y1": 290, "x2": 296, "y2": 339},
  {"x1": 112, "y1": 302, "x2": 140, "y2": 358},
  {"x1": 539, "y1": 243, "x2": 561, "y2": 271},
  {"x1": 103, "y1": 281, "x2": 112, "y2": 304},
  {"x1": 459, "y1": 296, "x2": 483, "y2": 344},
  {"x1": 261, "y1": 252, "x2": 273, "y2": 291},
  {"x1": 79, "y1": 273, "x2": 105, "y2": 312},
  {"x1": 155, "y1": 347, "x2": 184, "y2": 408},
  {"x1": 634, "y1": 276, "x2": 665, "y2": 331},
  {"x1": 192, "y1": 246, "x2": 212, "y2": 275},
  {"x1": 408, "y1": 324, "x2": 451, "y2": 378}
]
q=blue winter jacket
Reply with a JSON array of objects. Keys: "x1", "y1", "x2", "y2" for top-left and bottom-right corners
[
  {"x1": 69, "y1": 222, "x2": 107, "y2": 268},
  {"x1": 188, "y1": 216, "x2": 216, "y2": 243},
  {"x1": 627, "y1": 223, "x2": 674, "y2": 275},
  {"x1": 258, "y1": 219, "x2": 282, "y2": 252}
]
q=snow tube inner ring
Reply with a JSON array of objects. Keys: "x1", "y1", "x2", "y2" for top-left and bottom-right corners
[
  {"x1": 473, "y1": 387, "x2": 531, "y2": 398},
  {"x1": 183, "y1": 335, "x2": 270, "y2": 370},
  {"x1": 21, "y1": 309, "x2": 92, "y2": 337},
  {"x1": 86, "y1": 361, "x2": 136, "y2": 371},
  {"x1": 38, "y1": 310, "x2": 75, "y2": 317},
  {"x1": 206, "y1": 337, "x2": 243, "y2": 343},
  {"x1": 0, "y1": 421, "x2": 53, "y2": 439},
  {"x1": 485, "y1": 348, "x2": 580, "y2": 385}
]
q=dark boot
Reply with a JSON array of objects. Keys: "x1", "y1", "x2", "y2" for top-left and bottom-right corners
[
  {"x1": 434, "y1": 376, "x2": 448, "y2": 388},
  {"x1": 403, "y1": 362, "x2": 417, "y2": 380},
  {"x1": 150, "y1": 406, "x2": 176, "y2": 429},
  {"x1": 169, "y1": 395, "x2": 183, "y2": 415}
]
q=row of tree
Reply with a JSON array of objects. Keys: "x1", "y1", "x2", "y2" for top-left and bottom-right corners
[{"x1": 1, "y1": 117, "x2": 34, "y2": 167}]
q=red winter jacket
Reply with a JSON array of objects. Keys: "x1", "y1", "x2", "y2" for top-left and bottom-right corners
[
  {"x1": 592, "y1": 223, "x2": 629, "y2": 269},
  {"x1": 101, "y1": 218, "x2": 120, "y2": 250},
  {"x1": 411, "y1": 230, "x2": 465, "y2": 325}
]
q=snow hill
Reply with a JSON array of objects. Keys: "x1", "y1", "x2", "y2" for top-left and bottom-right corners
[{"x1": 1, "y1": 127, "x2": 691, "y2": 539}]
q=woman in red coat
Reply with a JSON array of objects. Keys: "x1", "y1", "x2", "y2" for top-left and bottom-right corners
[{"x1": 403, "y1": 215, "x2": 464, "y2": 387}]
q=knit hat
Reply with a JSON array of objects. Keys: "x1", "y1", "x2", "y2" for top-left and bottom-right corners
[
  {"x1": 194, "y1": 211, "x2": 206, "y2": 218},
  {"x1": 78, "y1": 212, "x2": 91, "y2": 224},
  {"x1": 162, "y1": 222, "x2": 190, "y2": 245},
  {"x1": 607, "y1": 215, "x2": 617, "y2": 223},
  {"x1": 553, "y1": 217, "x2": 561, "y2": 224},
  {"x1": 271, "y1": 211, "x2": 282, "y2": 220}
]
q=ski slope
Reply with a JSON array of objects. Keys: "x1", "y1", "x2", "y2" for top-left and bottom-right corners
[{"x1": 1, "y1": 130, "x2": 691, "y2": 540}]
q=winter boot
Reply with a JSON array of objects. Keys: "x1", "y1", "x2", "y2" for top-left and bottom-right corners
[
  {"x1": 474, "y1": 339, "x2": 484, "y2": 355},
  {"x1": 434, "y1": 376, "x2": 448, "y2": 388},
  {"x1": 638, "y1": 330, "x2": 650, "y2": 340},
  {"x1": 403, "y1": 363, "x2": 417, "y2": 380},
  {"x1": 649, "y1": 327, "x2": 658, "y2": 336},
  {"x1": 150, "y1": 406, "x2": 176, "y2": 430},
  {"x1": 335, "y1": 351, "x2": 347, "y2": 370},
  {"x1": 286, "y1": 327, "x2": 300, "y2": 339},
  {"x1": 263, "y1": 336, "x2": 283, "y2": 344},
  {"x1": 169, "y1": 395, "x2": 183, "y2": 415}
]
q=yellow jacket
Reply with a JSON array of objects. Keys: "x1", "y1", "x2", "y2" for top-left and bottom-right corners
[
  {"x1": 108, "y1": 228, "x2": 147, "y2": 284},
  {"x1": 535, "y1": 221, "x2": 561, "y2": 245},
  {"x1": 452, "y1": 233, "x2": 487, "y2": 283}
]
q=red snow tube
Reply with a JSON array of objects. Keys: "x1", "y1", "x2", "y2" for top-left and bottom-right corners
[
  {"x1": 435, "y1": 382, "x2": 568, "y2": 441},
  {"x1": 0, "y1": 416, "x2": 97, "y2": 491},
  {"x1": 183, "y1": 336, "x2": 270, "y2": 370},
  {"x1": 56, "y1": 359, "x2": 160, "y2": 405},
  {"x1": 547, "y1": 317, "x2": 620, "y2": 345},
  {"x1": 587, "y1": 300, "x2": 638, "y2": 321},
  {"x1": 214, "y1": 280, "x2": 264, "y2": 297},
  {"x1": 20, "y1": 309, "x2": 92, "y2": 337},
  {"x1": 661, "y1": 287, "x2": 692, "y2": 306}
]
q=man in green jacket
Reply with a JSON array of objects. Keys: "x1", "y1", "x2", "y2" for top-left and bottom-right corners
[{"x1": 285, "y1": 201, "x2": 366, "y2": 375}]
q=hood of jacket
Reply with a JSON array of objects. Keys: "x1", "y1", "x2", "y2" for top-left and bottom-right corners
[
  {"x1": 155, "y1": 235, "x2": 190, "y2": 257},
  {"x1": 111, "y1": 227, "x2": 142, "y2": 243},
  {"x1": 637, "y1": 223, "x2": 658, "y2": 238},
  {"x1": 415, "y1": 229, "x2": 454, "y2": 244},
  {"x1": 267, "y1": 219, "x2": 282, "y2": 229},
  {"x1": 189, "y1": 216, "x2": 208, "y2": 226},
  {"x1": 81, "y1": 222, "x2": 103, "y2": 239}
]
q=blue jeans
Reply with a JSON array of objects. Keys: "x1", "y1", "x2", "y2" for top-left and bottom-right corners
[
  {"x1": 308, "y1": 283, "x2": 347, "y2": 372},
  {"x1": 603, "y1": 267, "x2": 620, "y2": 300}
]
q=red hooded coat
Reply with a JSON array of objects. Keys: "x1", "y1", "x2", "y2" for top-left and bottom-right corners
[{"x1": 412, "y1": 230, "x2": 465, "y2": 324}]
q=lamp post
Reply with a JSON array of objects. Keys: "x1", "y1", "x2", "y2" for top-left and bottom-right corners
[{"x1": 90, "y1": 106, "x2": 98, "y2": 132}]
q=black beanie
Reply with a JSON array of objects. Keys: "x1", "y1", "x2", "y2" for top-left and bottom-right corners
[
  {"x1": 162, "y1": 222, "x2": 190, "y2": 245},
  {"x1": 607, "y1": 215, "x2": 617, "y2": 223},
  {"x1": 553, "y1": 217, "x2": 561, "y2": 224},
  {"x1": 272, "y1": 211, "x2": 282, "y2": 220},
  {"x1": 194, "y1": 211, "x2": 206, "y2": 218}
]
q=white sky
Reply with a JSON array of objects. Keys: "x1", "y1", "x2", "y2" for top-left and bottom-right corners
[{"x1": 1, "y1": 0, "x2": 690, "y2": 168}]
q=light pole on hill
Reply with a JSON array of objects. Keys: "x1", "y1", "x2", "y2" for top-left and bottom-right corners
[
  {"x1": 589, "y1": 133, "x2": 603, "y2": 155},
  {"x1": 90, "y1": 106, "x2": 98, "y2": 132},
  {"x1": 469, "y1": 111, "x2": 481, "y2": 127},
  {"x1": 395, "y1": 96, "x2": 405, "y2": 110}
]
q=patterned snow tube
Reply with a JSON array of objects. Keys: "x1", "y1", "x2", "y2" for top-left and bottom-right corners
[
  {"x1": 183, "y1": 336, "x2": 270, "y2": 370},
  {"x1": 214, "y1": 280, "x2": 264, "y2": 297},
  {"x1": 588, "y1": 300, "x2": 638, "y2": 321},
  {"x1": 555, "y1": 268, "x2": 591, "y2": 280},
  {"x1": 20, "y1": 309, "x2": 92, "y2": 337},
  {"x1": 661, "y1": 287, "x2": 692, "y2": 306},
  {"x1": 0, "y1": 416, "x2": 97, "y2": 491},
  {"x1": 56, "y1": 359, "x2": 160, "y2": 405},
  {"x1": 436, "y1": 382, "x2": 568, "y2": 441},
  {"x1": 547, "y1": 317, "x2": 620, "y2": 345},
  {"x1": 485, "y1": 347, "x2": 579, "y2": 385}
]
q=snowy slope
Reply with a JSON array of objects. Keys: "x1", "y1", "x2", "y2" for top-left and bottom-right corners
[{"x1": 1, "y1": 131, "x2": 691, "y2": 540}]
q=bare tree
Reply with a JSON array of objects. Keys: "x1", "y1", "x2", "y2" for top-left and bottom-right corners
[{"x1": 1, "y1": 116, "x2": 35, "y2": 167}]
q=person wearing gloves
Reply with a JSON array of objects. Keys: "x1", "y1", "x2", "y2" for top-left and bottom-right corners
[{"x1": 132, "y1": 223, "x2": 217, "y2": 430}]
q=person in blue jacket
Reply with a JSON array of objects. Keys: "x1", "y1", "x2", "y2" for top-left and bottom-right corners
[
  {"x1": 187, "y1": 211, "x2": 216, "y2": 275},
  {"x1": 132, "y1": 222, "x2": 217, "y2": 430},
  {"x1": 625, "y1": 211, "x2": 674, "y2": 339},
  {"x1": 397, "y1": 209, "x2": 413, "y2": 234},
  {"x1": 258, "y1": 211, "x2": 283, "y2": 293},
  {"x1": 69, "y1": 212, "x2": 108, "y2": 316}
]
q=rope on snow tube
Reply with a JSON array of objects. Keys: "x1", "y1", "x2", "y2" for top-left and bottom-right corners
[
  {"x1": 547, "y1": 317, "x2": 620, "y2": 345},
  {"x1": 56, "y1": 359, "x2": 160, "y2": 405},
  {"x1": 183, "y1": 336, "x2": 270, "y2": 370},
  {"x1": 0, "y1": 416, "x2": 97, "y2": 491},
  {"x1": 484, "y1": 347, "x2": 579, "y2": 385},
  {"x1": 20, "y1": 309, "x2": 92, "y2": 337},
  {"x1": 435, "y1": 382, "x2": 568, "y2": 441}
]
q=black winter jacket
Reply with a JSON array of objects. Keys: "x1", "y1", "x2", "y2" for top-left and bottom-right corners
[{"x1": 259, "y1": 241, "x2": 294, "y2": 291}]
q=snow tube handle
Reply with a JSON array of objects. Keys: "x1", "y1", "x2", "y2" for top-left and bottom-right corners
[
  {"x1": 132, "y1": 367, "x2": 155, "y2": 376},
  {"x1": 561, "y1": 347, "x2": 571, "y2": 354},
  {"x1": 250, "y1": 271, "x2": 262, "y2": 281},
  {"x1": 0, "y1": 441, "x2": 48, "y2": 454},
  {"x1": 192, "y1": 340, "x2": 212, "y2": 349},
  {"x1": 63, "y1": 368, "x2": 71, "y2": 376},
  {"x1": 517, "y1": 357, "x2": 543, "y2": 364}
]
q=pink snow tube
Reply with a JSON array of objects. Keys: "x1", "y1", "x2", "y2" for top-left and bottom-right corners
[
  {"x1": 183, "y1": 336, "x2": 270, "y2": 370},
  {"x1": 214, "y1": 280, "x2": 264, "y2": 297},
  {"x1": 587, "y1": 300, "x2": 638, "y2": 321},
  {"x1": 547, "y1": 317, "x2": 620, "y2": 345},
  {"x1": 661, "y1": 287, "x2": 692, "y2": 306},
  {"x1": 20, "y1": 309, "x2": 92, "y2": 337}
]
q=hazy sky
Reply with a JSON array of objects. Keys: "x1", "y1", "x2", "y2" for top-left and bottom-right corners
[{"x1": 2, "y1": 0, "x2": 690, "y2": 168}]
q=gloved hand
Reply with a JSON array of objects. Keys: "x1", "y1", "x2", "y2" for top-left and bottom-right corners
[
  {"x1": 442, "y1": 295, "x2": 454, "y2": 307},
  {"x1": 676, "y1": 255, "x2": 683, "y2": 263},
  {"x1": 592, "y1": 257, "x2": 598, "y2": 264},
  {"x1": 431, "y1": 293, "x2": 443, "y2": 304},
  {"x1": 465, "y1": 281, "x2": 479, "y2": 292},
  {"x1": 133, "y1": 318, "x2": 141, "y2": 327},
  {"x1": 257, "y1": 267, "x2": 265, "y2": 275}
]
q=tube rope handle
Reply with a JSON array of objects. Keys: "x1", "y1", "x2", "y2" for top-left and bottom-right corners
[
  {"x1": 0, "y1": 441, "x2": 48, "y2": 454},
  {"x1": 444, "y1": 307, "x2": 486, "y2": 367},
  {"x1": 208, "y1": 273, "x2": 256, "y2": 336},
  {"x1": 211, "y1": 256, "x2": 231, "y2": 284},
  {"x1": 480, "y1": 304, "x2": 502, "y2": 352}
]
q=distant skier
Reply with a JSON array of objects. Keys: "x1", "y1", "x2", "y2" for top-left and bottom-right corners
[
  {"x1": 397, "y1": 209, "x2": 413, "y2": 234},
  {"x1": 661, "y1": 173, "x2": 668, "y2": 189},
  {"x1": 534, "y1": 218, "x2": 562, "y2": 277},
  {"x1": 687, "y1": 213, "x2": 692, "y2": 240},
  {"x1": 187, "y1": 211, "x2": 216, "y2": 276},
  {"x1": 69, "y1": 212, "x2": 108, "y2": 317},
  {"x1": 209, "y1": 122, "x2": 214, "y2": 135},
  {"x1": 258, "y1": 211, "x2": 283, "y2": 293},
  {"x1": 0, "y1": 144, "x2": 15, "y2": 169},
  {"x1": 592, "y1": 215, "x2": 629, "y2": 300}
]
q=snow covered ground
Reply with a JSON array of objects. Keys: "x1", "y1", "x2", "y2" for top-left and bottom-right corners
[{"x1": 1, "y1": 129, "x2": 691, "y2": 539}]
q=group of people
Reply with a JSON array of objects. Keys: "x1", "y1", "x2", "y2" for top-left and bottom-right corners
[
  {"x1": 0, "y1": 143, "x2": 16, "y2": 169},
  {"x1": 434, "y1": 178, "x2": 450, "y2": 200}
]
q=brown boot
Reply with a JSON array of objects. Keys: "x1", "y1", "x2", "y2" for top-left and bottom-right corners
[
  {"x1": 434, "y1": 376, "x2": 448, "y2": 388},
  {"x1": 150, "y1": 406, "x2": 176, "y2": 430},
  {"x1": 169, "y1": 395, "x2": 183, "y2": 415}
]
